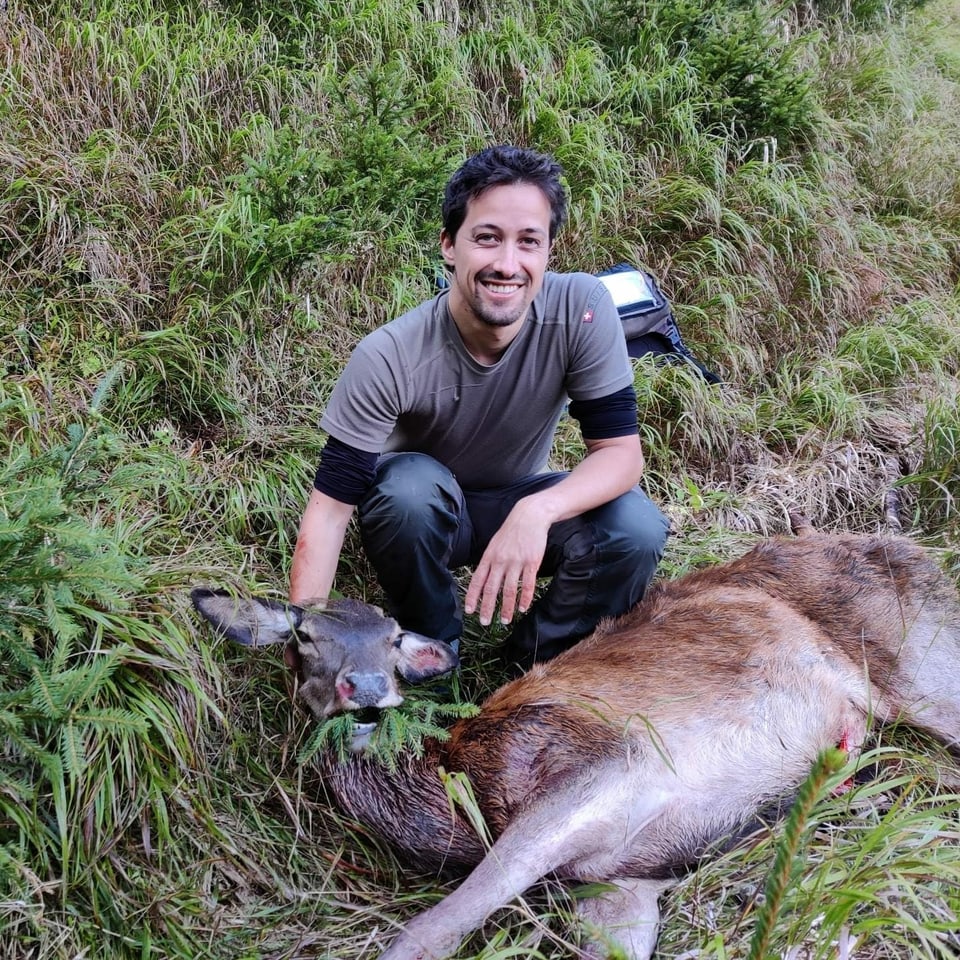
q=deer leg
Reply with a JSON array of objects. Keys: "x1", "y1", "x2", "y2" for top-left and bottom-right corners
[
  {"x1": 378, "y1": 832, "x2": 550, "y2": 960},
  {"x1": 886, "y1": 616, "x2": 960, "y2": 753},
  {"x1": 379, "y1": 771, "x2": 675, "y2": 960},
  {"x1": 576, "y1": 877, "x2": 671, "y2": 960}
]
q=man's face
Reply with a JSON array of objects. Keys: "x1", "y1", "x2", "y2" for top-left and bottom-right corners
[{"x1": 440, "y1": 182, "x2": 552, "y2": 331}]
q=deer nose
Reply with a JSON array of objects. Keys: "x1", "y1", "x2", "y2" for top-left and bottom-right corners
[{"x1": 341, "y1": 672, "x2": 390, "y2": 707}]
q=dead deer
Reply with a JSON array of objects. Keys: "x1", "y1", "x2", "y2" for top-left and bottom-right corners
[{"x1": 191, "y1": 522, "x2": 960, "y2": 960}]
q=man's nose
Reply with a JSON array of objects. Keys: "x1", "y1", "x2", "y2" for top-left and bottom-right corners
[{"x1": 492, "y1": 242, "x2": 520, "y2": 276}]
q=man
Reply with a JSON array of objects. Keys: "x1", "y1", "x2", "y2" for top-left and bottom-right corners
[{"x1": 289, "y1": 145, "x2": 668, "y2": 670}]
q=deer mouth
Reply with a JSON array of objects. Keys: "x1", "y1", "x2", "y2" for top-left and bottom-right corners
[{"x1": 349, "y1": 707, "x2": 381, "y2": 751}]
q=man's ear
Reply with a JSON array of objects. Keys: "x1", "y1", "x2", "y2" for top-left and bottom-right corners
[{"x1": 440, "y1": 228, "x2": 455, "y2": 269}]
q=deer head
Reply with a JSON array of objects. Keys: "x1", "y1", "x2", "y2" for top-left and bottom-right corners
[{"x1": 191, "y1": 588, "x2": 459, "y2": 748}]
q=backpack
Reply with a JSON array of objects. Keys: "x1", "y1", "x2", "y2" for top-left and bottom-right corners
[{"x1": 597, "y1": 263, "x2": 721, "y2": 384}]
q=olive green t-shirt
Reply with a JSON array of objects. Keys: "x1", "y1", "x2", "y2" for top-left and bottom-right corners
[{"x1": 320, "y1": 271, "x2": 632, "y2": 490}]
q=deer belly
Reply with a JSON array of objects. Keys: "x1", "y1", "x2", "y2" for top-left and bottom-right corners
[{"x1": 552, "y1": 695, "x2": 866, "y2": 881}]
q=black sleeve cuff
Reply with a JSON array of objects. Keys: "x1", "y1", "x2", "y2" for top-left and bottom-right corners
[
  {"x1": 313, "y1": 435, "x2": 379, "y2": 505},
  {"x1": 568, "y1": 385, "x2": 638, "y2": 440}
]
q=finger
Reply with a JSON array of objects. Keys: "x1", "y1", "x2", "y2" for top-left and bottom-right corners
[
  {"x1": 498, "y1": 568, "x2": 523, "y2": 624},
  {"x1": 517, "y1": 562, "x2": 539, "y2": 614},
  {"x1": 478, "y1": 569, "x2": 505, "y2": 626},
  {"x1": 464, "y1": 563, "x2": 489, "y2": 615}
]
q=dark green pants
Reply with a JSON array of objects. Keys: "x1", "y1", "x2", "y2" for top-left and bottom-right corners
[{"x1": 357, "y1": 453, "x2": 669, "y2": 670}]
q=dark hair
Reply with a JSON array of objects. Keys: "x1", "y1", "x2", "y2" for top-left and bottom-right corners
[{"x1": 442, "y1": 145, "x2": 567, "y2": 242}]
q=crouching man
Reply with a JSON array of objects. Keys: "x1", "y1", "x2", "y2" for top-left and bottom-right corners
[{"x1": 289, "y1": 144, "x2": 669, "y2": 671}]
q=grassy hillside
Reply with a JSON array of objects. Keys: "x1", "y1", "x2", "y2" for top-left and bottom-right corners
[{"x1": 1, "y1": 0, "x2": 959, "y2": 957}]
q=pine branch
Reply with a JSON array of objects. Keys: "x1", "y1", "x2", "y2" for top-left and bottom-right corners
[{"x1": 299, "y1": 695, "x2": 480, "y2": 772}]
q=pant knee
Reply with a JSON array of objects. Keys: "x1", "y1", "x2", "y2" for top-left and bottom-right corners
[
  {"x1": 358, "y1": 453, "x2": 463, "y2": 547},
  {"x1": 589, "y1": 490, "x2": 670, "y2": 568}
]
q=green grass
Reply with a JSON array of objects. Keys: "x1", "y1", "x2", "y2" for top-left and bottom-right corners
[{"x1": 2, "y1": 0, "x2": 960, "y2": 955}]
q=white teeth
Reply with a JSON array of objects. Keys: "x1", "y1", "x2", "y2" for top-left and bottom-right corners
[{"x1": 486, "y1": 283, "x2": 519, "y2": 294}]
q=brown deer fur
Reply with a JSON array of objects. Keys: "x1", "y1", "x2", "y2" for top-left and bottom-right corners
[{"x1": 192, "y1": 524, "x2": 960, "y2": 960}]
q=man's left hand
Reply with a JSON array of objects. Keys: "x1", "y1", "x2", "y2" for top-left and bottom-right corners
[{"x1": 464, "y1": 499, "x2": 552, "y2": 626}]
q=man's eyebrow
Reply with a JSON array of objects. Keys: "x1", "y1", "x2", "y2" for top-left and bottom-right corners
[{"x1": 469, "y1": 223, "x2": 548, "y2": 235}]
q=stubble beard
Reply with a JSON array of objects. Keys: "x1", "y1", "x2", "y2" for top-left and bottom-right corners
[
  {"x1": 474, "y1": 304, "x2": 526, "y2": 328},
  {"x1": 471, "y1": 275, "x2": 530, "y2": 328}
]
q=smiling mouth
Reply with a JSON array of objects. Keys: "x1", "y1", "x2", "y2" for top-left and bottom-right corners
[{"x1": 478, "y1": 272, "x2": 524, "y2": 293}]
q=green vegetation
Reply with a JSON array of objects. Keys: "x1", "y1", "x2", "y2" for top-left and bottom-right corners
[{"x1": 2, "y1": 0, "x2": 959, "y2": 956}]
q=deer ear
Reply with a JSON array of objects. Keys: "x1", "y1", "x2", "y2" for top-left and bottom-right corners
[
  {"x1": 191, "y1": 588, "x2": 303, "y2": 647},
  {"x1": 283, "y1": 643, "x2": 302, "y2": 672},
  {"x1": 394, "y1": 632, "x2": 459, "y2": 682}
]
